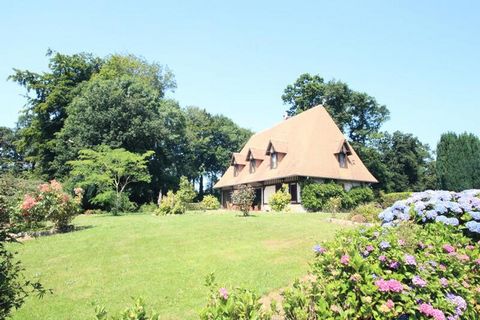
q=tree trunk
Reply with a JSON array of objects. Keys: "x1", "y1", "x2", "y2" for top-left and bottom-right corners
[{"x1": 199, "y1": 175, "x2": 204, "y2": 199}]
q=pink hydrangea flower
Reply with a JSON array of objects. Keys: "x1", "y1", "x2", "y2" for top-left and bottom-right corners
[
  {"x1": 439, "y1": 277, "x2": 448, "y2": 287},
  {"x1": 366, "y1": 245, "x2": 374, "y2": 252},
  {"x1": 219, "y1": 287, "x2": 228, "y2": 300},
  {"x1": 398, "y1": 239, "x2": 406, "y2": 246},
  {"x1": 340, "y1": 254, "x2": 350, "y2": 265},
  {"x1": 418, "y1": 303, "x2": 446, "y2": 320},
  {"x1": 379, "y1": 255, "x2": 387, "y2": 262},
  {"x1": 456, "y1": 254, "x2": 470, "y2": 262},
  {"x1": 474, "y1": 258, "x2": 480, "y2": 265},
  {"x1": 385, "y1": 299, "x2": 394, "y2": 309},
  {"x1": 466, "y1": 245, "x2": 474, "y2": 250},
  {"x1": 375, "y1": 279, "x2": 403, "y2": 293},
  {"x1": 412, "y1": 275, "x2": 427, "y2": 287},
  {"x1": 442, "y1": 244, "x2": 455, "y2": 254},
  {"x1": 21, "y1": 194, "x2": 37, "y2": 211},
  {"x1": 404, "y1": 254, "x2": 417, "y2": 266}
]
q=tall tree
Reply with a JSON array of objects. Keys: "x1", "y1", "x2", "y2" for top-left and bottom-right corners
[
  {"x1": 436, "y1": 132, "x2": 480, "y2": 191},
  {"x1": 0, "y1": 127, "x2": 23, "y2": 172},
  {"x1": 9, "y1": 50, "x2": 103, "y2": 176},
  {"x1": 356, "y1": 131, "x2": 436, "y2": 193},
  {"x1": 282, "y1": 73, "x2": 389, "y2": 144}
]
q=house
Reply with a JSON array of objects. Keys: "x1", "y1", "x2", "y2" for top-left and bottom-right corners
[{"x1": 213, "y1": 105, "x2": 378, "y2": 211}]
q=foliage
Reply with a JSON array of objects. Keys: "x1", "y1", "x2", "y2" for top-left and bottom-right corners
[
  {"x1": 282, "y1": 73, "x2": 389, "y2": 144},
  {"x1": 356, "y1": 131, "x2": 436, "y2": 193},
  {"x1": 268, "y1": 184, "x2": 291, "y2": 212},
  {"x1": 68, "y1": 146, "x2": 152, "y2": 214},
  {"x1": 380, "y1": 191, "x2": 412, "y2": 208},
  {"x1": 436, "y1": 132, "x2": 480, "y2": 191},
  {"x1": 282, "y1": 223, "x2": 480, "y2": 319},
  {"x1": 183, "y1": 107, "x2": 252, "y2": 196},
  {"x1": 202, "y1": 195, "x2": 221, "y2": 210},
  {"x1": 94, "y1": 298, "x2": 159, "y2": 320},
  {"x1": 199, "y1": 273, "x2": 271, "y2": 320},
  {"x1": 8, "y1": 50, "x2": 103, "y2": 177},
  {"x1": 342, "y1": 187, "x2": 375, "y2": 209},
  {"x1": 0, "y1": 226, "x2": 49, "y2": 318},
  {"x1": 0, "y1": 127, "x2": 24, "y2": 173},
  {"x1": 379, "y1": 190, "x2": 480, "y2": 240},
  {"x1": 155, "y1": 191, "x2": 185, "y2": 215},
  {"x1": 15, "y1": 180, "x2": 83, "y2": 231},
  {"x1": 231, "y1": 185, "x2": 255, "y2": 216},
  {"x1": 301, "y1": 182, "x2": 345, "y2": 212},
  {"x1": 324, "y1": 197, "x2": 342, "y2": 214},
  {"x1": 137, "y1": 203, "x2": 158, "y2": 214},
  {"x1": 349, "y1": 202, "x2": 382, "y2": 223},
  {"x1": 176, "y1": 176, "x2": 196, "y2": 205}
]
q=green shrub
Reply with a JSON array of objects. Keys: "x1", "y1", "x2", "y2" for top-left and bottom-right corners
[
  {"x1": 95, "y1": 298, "x2": 159, "y2": 320},
  {"x1": 90, "y1": 190, "x2": 137, "y2": 214},
  {"x1": 176, "y1": 176, "x2": 196, "y2": 206},
  {"x1": 348, "y1": 202, "x2": 382, "y2": 223},
  {"x1": 380, "y1": 191, "x2": 412, "y2": 208},
  {"x1": 231, "y1": 185, "x2": 255, "y2": 216},
  {"x1": 155, "y1": 191, "x2": 185, "y2": 215},
  {"x1": 324, "y1": 196, "x2": 342, "y2": 214},
  {"x1": 201, "y1": 195, "x2": 221, "y2": 210},
  {"x1": 343, "y1": 187, "x2": 375, "y2": 209},
  {"x1": 199, "y1": 273, "x2": 271, "y2": 320},
  {"x1": 281, "y1": 223, "x2": 480, "y2": 319},
  {"x1": 301, "y1": 183, "x2": 345, "y2": 212},
  {"x1": 186, "y1": 202, "x2": 206, "y2": 211},
  {"x1": 268, "y1": 184, "x2": 291, "y2": 212},
  {"x1": 138, "y1": 203, "x2": 157, "y2": 214}
]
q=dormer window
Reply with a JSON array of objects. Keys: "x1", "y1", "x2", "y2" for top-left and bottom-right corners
[
  {"x1": 234, "y1": 165, "x2": 239, "y2": 177},
  {"x1": 338, "y1": 152, "x2": 347, "y2": 168},
  {"x1": 249, "y1": 158, "x2": 256, "y2": 173},
  {"x1": 231, "y1": 153, "x2": 246, "y2": 177},
  {"x1": 271, "y1": 152, "x2": 278, "y2": 169}
]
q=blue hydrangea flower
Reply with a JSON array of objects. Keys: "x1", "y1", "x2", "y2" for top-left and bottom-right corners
[
  {"x1": 379, "y1": 241, "x2": 390, "y2": 249},
  {"x1": 469, "y1": 211, "x2": 480, "y2": 221},
  {"x1": 466, "y1": 221, "x2": 480, "y2": 233}
]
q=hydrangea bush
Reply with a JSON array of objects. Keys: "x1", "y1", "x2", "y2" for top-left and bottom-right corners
[
  {"x1": 379, "y1": 190, "x2": 480, "y2": 239},
  {"x1": 282, "y1": 223, "x2": 480, "y2": 319}
]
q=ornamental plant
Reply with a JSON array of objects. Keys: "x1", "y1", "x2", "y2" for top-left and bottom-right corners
[
  {"x1": 231, "y1": 185, "x2": 255, "y2": 216},
  {"x1": 16, "y1": 180, "x2": 83, "y2": 231},
  {"x1": 301, "y1": 182, "x2": 344, "y2": 212},
  {"x1": 269, "y1": 184, "x2": 291, "y2": 212},
  {"x1": 378, "y1": 189, "x2": 480, "y2": 239},
  {"x1": 281, "y1": 223, "x2": 480, "y2": 319},
  {"x1": 201, "y1": 195, "x2": 221, "y2": 210}
]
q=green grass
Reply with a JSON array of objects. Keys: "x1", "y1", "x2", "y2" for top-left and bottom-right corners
[{"x1": 10, "y1": 211, "x2": 349, "y2": 319}]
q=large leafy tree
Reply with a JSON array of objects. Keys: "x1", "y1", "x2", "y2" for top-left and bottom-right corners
[
  {"x1": 9, "y1": 50, "x2": 103, "y2": 176},
  {"x1": 0, "y1": 127, "x2": 24, "y2": 172},
  {"x1": 282, "y1": 73, "x2": 389, "y2": 144},
  {"x1": 184, "y1": 107, "x2": 252, "y2": 196},
  {"x1": 356, "y1": 131, "x2": 436, "y2": 193},
  {"x1": 436, "y1": 132, "x2": 480, "y2": 191},
  {"x1": 68, "y1": 146, "x2": 153, "y2": 213}
]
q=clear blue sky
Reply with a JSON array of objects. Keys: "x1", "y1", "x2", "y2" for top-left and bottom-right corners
[{"x1": 1, "y1": 1, "x2": 479, "y2": 149}]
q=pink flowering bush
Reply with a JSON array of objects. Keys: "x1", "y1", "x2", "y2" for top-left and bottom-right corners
[
  {"x1": 281, "y1": 223, "x2": 480, "y2": 319},
  {"x1": 15, "y1": 180, "x2": 83, "y2": 231}
]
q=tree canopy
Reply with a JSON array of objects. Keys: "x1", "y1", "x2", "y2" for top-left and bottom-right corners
[
  {"x1": 436, "y1": 132, "x2": 480, "y2": 191},
  {"x1": 282, "y1": 73, "x2": 390, "y2": 144}
]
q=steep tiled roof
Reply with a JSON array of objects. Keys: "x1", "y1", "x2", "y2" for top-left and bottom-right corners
[{"x1": 214, "y1": 105, "x2": 378, "y2": 188}]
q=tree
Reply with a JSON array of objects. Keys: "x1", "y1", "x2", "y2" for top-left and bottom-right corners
[
  {"x1": 176, "y1": 176, "x2": 196, "y2": 205},
  {"x1": 436, "y1": 132, "x2": 480, "y2": 191},
  {"x1": 281, "y1": 73, "x2": 389, "y2": 144},
  {"x1": 9, "y1": 50, "x2": 103, "y2": 176},
  {"x1": 68, "y1": 146, "x2": 153, "y2": 214},
  {"x1": 356, "y1": 131, "x2": 436, "y2": 193},
  {"x1": 0, "y1": 127, "x2": 23, "y2": 172}
]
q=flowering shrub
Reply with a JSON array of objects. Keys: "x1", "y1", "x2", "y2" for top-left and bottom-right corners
[
  {"x1": 202, "y1": 195, "x2": 221, "y2": 210},
  {"x1": 281, "y1": 223, "x2": 480, "y2": 319},
  {"x1": 379, "y1": 190, "x2": 480, "y2": 239},
  {"x1": 199, "y1": 273, "x2": 271, "y2": 320},
  {"x1": 94, "y1": 298, "x2": 159, "y2": 320},
  {"x1": 16, "y1": 180, "x2": 83, "y2": 231},
  {"x1": 231, "y1": 185, "x2": 255, "y2": 216},
  {"x1": 268, "y1": 184, "x2": 291, "y2": 212}
]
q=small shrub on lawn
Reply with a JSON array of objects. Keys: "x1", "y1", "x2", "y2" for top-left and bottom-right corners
[
  {"x1": 14, "y1": 180, "x2": 83, "y2": 232},
  {"x1": 380, "y1": 191, "x2": 412, "y2": 208},
  {"x1": 155, "y1": 191, "x2": 185, "y2": 215},
  {"x1": 269, "y1": 184, "x2": 291, "y2": 212},
  {"x1": 94, "y1": 298, "x2": 159, "y2": 320},
  {"x1": 202, "y1": 195, "x2": 221, "y2": 210},
  {"x1": 349, "y1": 202, "x2": 382, "y2": 223},
  {"x1": 282, "y1": 222, "x2": 480, "y2": 319},
  {"x1": 231, "y1": 185, "x2": 255, "y2": 216},
  {"x1": 138, "y1": 203, "x2": 158, "y2": 214},
  {"x1": 378, "y1": 189, "x2": 480, "y2": 239},
  {"x1": 199, "y1": 273, "x2": 271, "y2": 320},
  {"x1": 301, "y1": 183, "x2": 344, "y2": 212}
]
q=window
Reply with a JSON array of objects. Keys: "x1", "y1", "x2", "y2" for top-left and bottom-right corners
[
  {"x1": 338, "y1": 152, "x2": 347, "y2": 168},
  {"x1": 249, "y1": 160, "x2": 256, "y2": 173},
  {"x1": 234, "y1": 165, "x2": 239, "y2": 177},
  {"x1": 270, "y1": 152, "x2": 278, "y2": 169},
  {"x1": 289, "y1": 183, "x2": 298, "y2": 203}
]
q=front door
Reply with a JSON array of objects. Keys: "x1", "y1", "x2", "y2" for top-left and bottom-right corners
[{"x1": 253, "y1": 188, "x2": 262, "y2": 210}]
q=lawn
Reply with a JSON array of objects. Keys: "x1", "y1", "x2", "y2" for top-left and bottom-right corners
[{"x1": 10, "y1": 211, "x2": 349, "y2": 319}]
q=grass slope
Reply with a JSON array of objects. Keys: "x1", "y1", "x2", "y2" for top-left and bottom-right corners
[{"x1": 10, "y1": 212, "x2": 347, "y2": 319}]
